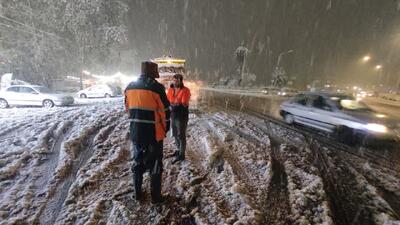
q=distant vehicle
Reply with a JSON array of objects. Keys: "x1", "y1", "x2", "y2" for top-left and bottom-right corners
[
  {"x1": 153, "y1": 56, "x2": 186, "y2": 87},
  {"x1": 261, "y1": 87, "x2": 297, "y2": 96},
  {"x1": 0, "y1": 85, "x2": 74, "y2": 108},
  {"x1": 280, "y1": 92, "x2": 399, "y2": 144},
  {"x1": 261, "y1": 86, "x2": 279, "y2": 95},
  {"x1": 277, "y1": 87, "x2": 298, "y2": 97},
  {"x1": 77, "y1": 84, "x2": 120, "y2": 98}
]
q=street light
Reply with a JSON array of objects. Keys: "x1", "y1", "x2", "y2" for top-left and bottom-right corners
[
  {"x1": 363, "y1": 55, "x2": 371, "y2": 62},
  {"x1": 277, "y1": 50, "x2": 294, "y2": 67},
  {"x1": 375, "y1": 65, "x2": 383, "y2": 86}
]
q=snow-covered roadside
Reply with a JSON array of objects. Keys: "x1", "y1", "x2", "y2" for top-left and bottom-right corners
[
  {"x1": 0, "y1": 99, "x2": 125, "y2": 224},
  {"x1": 0, "y1": 99, "x2": 399, "y2": 224}
]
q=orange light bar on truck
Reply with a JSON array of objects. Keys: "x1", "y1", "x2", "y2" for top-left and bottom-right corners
[{"x1": 153, "y1": 59, "x2": 186, "y2": 64}]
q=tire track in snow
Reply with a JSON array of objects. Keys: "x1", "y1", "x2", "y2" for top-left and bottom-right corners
[
  {"x1": 32, "y1": 121, "x2": 74, "y2": 200},
  {"x1": 38, "y1": 128, "x2": 100, "y2": 224},
  {"x1": 226, "y1": 107, "x2": 399, "y2": 225},
  {"x1": 35, "y1": 113, "x2": 121, "y2": 224},
  {"x1": 211, "y1": 109, "x2": 334, "y2": 225},
  {"x1": 184, "y1": 132, "x2": 234, "y2": 223},
  {"x1": 0, "y1": 109, "x2": 82, "y2": 222},
  {"x1": 376, "y1": 187, "x2": 400, "y2": 218},
  {"x1": 259, "y1": 115, "x2": 371, "y2": 225},
  {"x1": 53, "y1": 115, "x2": 130, "y2": 225},
  {"x1": 210, "y1": 113, "x2": 292, "y2": 224},
  {"x1": 263, "y1": 140, "x2": 291, "y2": 225},
  {"x1": 308, "y1": 139, "x2": 398, "y2": 225},
  {"x1": 193, "y1": 112, "x2": 269, "y2": 224},
  {"x1": 345, "y1": 153, "x2": 400, "y2": 219}
]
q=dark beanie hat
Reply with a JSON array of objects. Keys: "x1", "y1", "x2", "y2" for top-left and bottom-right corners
[{"x1": 141, "y1": 61, "x2": 159, "y2": 78}]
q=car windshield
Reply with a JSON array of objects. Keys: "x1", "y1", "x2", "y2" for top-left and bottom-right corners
[
  {"x1": 330, "y1": 95, "x2": 371, "y2": 111},
  {"x1": 35, "y1": 86, "x2": 53, "y2": 93}
]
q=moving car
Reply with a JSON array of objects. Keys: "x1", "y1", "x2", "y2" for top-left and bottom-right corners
[
  {"x1": 279, "y1": 92, "x2": 399, "y2": 143},
  {"x1": 0, "y1": 85, "x2": 74, "y2": 108},
  {"x1": 77, "y1": 84, "x2": 120, "y2": 98},
  {"x1": 277, "y1": 87, "x2": 298, "y2": 97},
  {"x1": 261, "y1": 87, "x2": 297, "y2": 96},
  {"x1": 261, "y1": 86, "x2": 279, "y2": 95}
]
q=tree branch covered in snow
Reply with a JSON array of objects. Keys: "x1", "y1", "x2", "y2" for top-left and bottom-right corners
[{"x1": 0, "y1": 0, "x2": 128, "y2": 85}]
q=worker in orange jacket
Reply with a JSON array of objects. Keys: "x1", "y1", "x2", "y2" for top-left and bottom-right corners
[
  {"x1": 125, "y1": 61, "x2": 170, "y2": 204},
  {"x1": 167, "y1": 74, "x2": 191, "y2": 164}
]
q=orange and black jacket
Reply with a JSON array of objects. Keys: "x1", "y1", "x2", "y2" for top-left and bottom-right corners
[
  {"x1": 125, "y1": 75, "x2": 170, "y2": 144},
  {"x1": 167, "y1": 85, "x2": 191, "y2": 119}
]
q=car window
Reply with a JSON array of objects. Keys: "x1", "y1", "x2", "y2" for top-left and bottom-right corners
[
  {"x1": 35, "y1": 86, "x2": 52, "y2": 93},
  {"x1": 6, "y1": 86, "x2": 20, "y2": 92},
  {"x1": 310, "y1": 95, "x2": 331, "y2": 111},
  {"x1": 293, "y1": 94, "x2": 307, "y2": 106},
  {"x1": 19, "y1": 87, "x2": 37, "y2": 94}
]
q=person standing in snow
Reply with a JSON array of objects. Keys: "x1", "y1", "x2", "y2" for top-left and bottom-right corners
[
  {"x1": 125, "y1": 61, "x2": 170, "y2": 204},
  {"x1": 167, "y1": 74, "x2": 191, "y2": 164}
]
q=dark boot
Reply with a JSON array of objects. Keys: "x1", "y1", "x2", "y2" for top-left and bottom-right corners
[
  {"x1": 150, "y1": 161, "x2": 163, "y2": 204},
  {"x1": 150, "y1": 174, "x2": 163, "y2": 204},
  {"x1": 133, "y1": 165, "x2": 144, "y2": 201},
  {"x1": 174, "y1": 137, "x2": 180, "y2": 151},
  {"x1": 134, "y1": 178, "x2": 143, "y2": 201}
]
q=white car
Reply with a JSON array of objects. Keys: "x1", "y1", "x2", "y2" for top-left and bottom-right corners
[
  {"x1": 77, "y1": 84, "x2": 119, "y2": 98},
  {"x1": 280, "y1": 92, "x2": 399, "y2": 143},
  {"x1": 0, "y1": 85, "x2": 74, "y2": 108}
]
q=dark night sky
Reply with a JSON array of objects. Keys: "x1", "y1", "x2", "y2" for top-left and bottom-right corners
[{"x1": 125, "y1": 0, "x2": 400, "y2": 88}]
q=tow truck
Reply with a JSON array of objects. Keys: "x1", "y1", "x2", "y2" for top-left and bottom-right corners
[{"x1": 153, "y1": 56, "x2": 186, "y2": 87}]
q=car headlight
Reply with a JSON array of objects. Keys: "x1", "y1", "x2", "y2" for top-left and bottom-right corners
[
  {"x1": 365, "y1": 123, "x2": 388, "y2": 133},
  {"x1": 375, "y1": 114, "x2": 386, "y2": 118}
]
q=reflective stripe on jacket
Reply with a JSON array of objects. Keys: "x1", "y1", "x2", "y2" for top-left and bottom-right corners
[{"x1": 125, "y1": 75, "x2": 170, "y2": 144}]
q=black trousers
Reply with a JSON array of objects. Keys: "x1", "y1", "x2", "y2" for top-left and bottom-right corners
[
  {"x1": 131, "y1": 141, "x2": 163, "y2": 201},
  {"x1": 172, "y1": 116, "x2": 188, "y2": 160}
]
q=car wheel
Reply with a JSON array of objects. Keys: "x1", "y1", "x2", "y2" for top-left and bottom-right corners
[
  {"x1": 337, "y1": 126, "x2": 355, "y2": 145},
  {"x1": 105, "y1": 93, "x2": 111, "y2": 98},
  {"x1": 284, "y1": 113, "x2": 294, "y2": 125},
  {"x1": 80, "y1": 93, "x2": 87, "y2": 98},
  {"x1": 0, "y1": 99, "x2": 9, "y2": 109},
  {"x1": 43, "y1": 99, "x2": 55, "y2": 108}
]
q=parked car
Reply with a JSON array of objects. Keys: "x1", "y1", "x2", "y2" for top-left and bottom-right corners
[
  {"x1": 77, "y1": 84, "x2": 120, "y2": 98},
  {"x1": 280, "y1": 92, "x2": 399, "y2": 143},
  {"x1": 0, "y1": 85, "x2": 74, "y2": 108}
]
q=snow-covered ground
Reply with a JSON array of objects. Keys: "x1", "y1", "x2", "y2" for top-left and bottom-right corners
[{"x1": 0, "y1": 97, "x2": 399, "y2": 224}]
